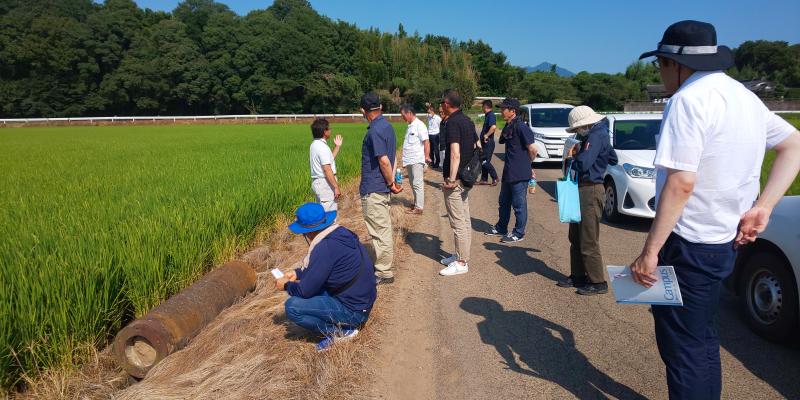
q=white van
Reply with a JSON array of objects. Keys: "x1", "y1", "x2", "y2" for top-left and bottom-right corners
[{"x1": 519, "y1": 103, "x2": 574, "y2": 163}]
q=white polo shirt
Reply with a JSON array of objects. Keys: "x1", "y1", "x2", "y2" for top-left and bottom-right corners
[
  {"x1": 428, "y1": 114, "x2": 441, "y2": 135},
  {"x1": 402, "y1": 117, "x2": 430, "y2": 167},
  {"x1": 310, "y1": 139, "x2": 336, "y2": 179},
  {"x1": 654, "y1": 71, "x2": 796, "y2": 244}
]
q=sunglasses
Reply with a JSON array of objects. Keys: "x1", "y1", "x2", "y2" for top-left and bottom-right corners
[{"x1": 651, "y1": 58, "x2": 665, "y2": 69}]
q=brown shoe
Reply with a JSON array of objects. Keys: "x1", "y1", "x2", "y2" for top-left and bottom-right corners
[
  {"x1": 490, "y1": 180, "x2": 498, "y2": 187},
  {"x1": 405, "y1": 208, "x2": 423, "y2": 215},
  {"x1": 476, "y1": 181, "x2": 489, "y2": 186}
]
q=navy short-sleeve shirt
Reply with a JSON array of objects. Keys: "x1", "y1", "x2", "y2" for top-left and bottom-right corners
[
  {"x1": 500, "y1": 117, "x2": 535, "y2": 183},
  {"x1": 360, "y1": 115, "x2": 397, "y2": 196},
  {"x1": 481, "y1": 111, "x2": 496, "y2": 140}
]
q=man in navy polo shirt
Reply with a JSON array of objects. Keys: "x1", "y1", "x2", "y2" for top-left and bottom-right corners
[
  {"x1": 359, "y1": 92, "x2": 402, "y2": 285},
  {"x1": 485, "y1": 98, "x2": 538, "y2": 243},
  {"x1": 477, "y1": 99, "x2": 498, "y2": 186}
]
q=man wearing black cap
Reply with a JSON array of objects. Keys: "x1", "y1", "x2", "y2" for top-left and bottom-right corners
[
  {"x1": 632, "y1": 20, "x2": 800, "y2": 399},
  {"x1": 484, "y1": 98, "x2": 538, "y2": 244},
  {"x1": 359, "y1": 92, "x2": 402, "y2": 285}
]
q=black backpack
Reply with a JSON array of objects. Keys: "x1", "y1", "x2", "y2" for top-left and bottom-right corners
[{"x1": 459, "y1": 147, "x2": 483, "y2": 187}]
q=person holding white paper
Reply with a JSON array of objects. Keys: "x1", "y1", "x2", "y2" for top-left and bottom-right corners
[
  {"x1": 633, "y1": 20, "x2": 800, "y2": 399},
  {"x1": 557, "y1": 106, "x2": 617, "y2": 296},
  {"x1": 275, "y1": 203, "x2": 377, "y2": 352}
]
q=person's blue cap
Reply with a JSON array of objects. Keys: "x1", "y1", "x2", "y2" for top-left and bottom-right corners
[{"x1": 288, "y1": 202, "x2": 337, "y2": 234}]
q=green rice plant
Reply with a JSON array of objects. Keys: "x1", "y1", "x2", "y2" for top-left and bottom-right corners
[
  {"x1": 0, "y1": 122, "x2": 405, "y2": 390},
  {"x1": 761, "y1": 115, "x2": 800, "y2": 196}
]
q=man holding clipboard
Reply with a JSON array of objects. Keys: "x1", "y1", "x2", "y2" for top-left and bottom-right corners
[{"x1": 632, "y1": 21, "x2": 800, "y2": 399}]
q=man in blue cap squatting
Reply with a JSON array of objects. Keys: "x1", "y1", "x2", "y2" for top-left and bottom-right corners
[{"x1": 275, "y1": 202, "x2": 377, "y2": 351}]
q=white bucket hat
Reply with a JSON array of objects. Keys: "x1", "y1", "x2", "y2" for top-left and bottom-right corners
[{"x1": 566, "y1": 105, "x2": 604, "y2": 133}]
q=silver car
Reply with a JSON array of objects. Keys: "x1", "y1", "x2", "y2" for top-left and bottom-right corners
[{"x1": 727, "y1": 195, "x2": 800, "y2": 343}]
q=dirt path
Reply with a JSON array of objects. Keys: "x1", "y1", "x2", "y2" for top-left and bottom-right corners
[{"x1": 372, "y1": 156, "x2": 800, "y2": 399}]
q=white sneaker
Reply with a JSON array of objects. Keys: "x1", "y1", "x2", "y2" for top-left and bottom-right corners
[
  {"x1": 439, "y1": 261, "x2": 469, "y2": 276},
  {"x1": 440, "y1": 254, "x2": 458, "y2": 265}
]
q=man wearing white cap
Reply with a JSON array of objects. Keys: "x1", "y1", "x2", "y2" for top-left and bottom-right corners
[
  {"x1": 633, "y1": 20, "x2": 800, "y2": 399},
  {"x1": 558, "y1": 105, "x2": 617, "y2": 296}
]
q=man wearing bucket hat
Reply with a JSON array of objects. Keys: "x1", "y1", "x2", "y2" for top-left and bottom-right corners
[
  {"x1": 276, "y1": 203, "x2": 377, "y2": 352},
  {"x1": 631, "y1": 20, "x2": 800, "y2": 399},
  {"x1": 557, "y1": 105, "x2": 617, "y2": 295}
]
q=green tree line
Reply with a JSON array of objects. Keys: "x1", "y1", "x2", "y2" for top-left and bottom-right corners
[
  {"x1": 0, "y1": 0, "x2": 478, "y2": 117},
  {"x1": 1, "y1": 0, "x2": 798, "y2": 117}
]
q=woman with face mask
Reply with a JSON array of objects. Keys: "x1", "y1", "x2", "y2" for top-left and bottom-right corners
[{"x1": 557, "y1": 106, "x2": 618, "y2": 296}]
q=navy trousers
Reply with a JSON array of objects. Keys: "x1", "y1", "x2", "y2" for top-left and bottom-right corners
[
  {"x1": 653, "y1": 233, "x2": 736, "y2": 400},
  {"x1": 480, "y1": 139, "x2": 498, "y2": 182},
  {"x1": 495, "y1": 180, "x2": 528, "y2": 238},
  {"x1": 429, "y1": 134, "x2": 441, "y2": 167}
]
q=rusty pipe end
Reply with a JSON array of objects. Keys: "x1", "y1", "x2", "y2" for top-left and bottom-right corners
[{"x1": 113, "y1": 318, "x2": 174, "y2": 378}]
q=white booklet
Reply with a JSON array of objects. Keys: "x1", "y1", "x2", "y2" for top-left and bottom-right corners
[{"x1": 607, "y1": 265, "x2": 683, "y2": 306}]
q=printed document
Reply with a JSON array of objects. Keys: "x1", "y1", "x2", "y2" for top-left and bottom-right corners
[{"x1": 607, "y1": 265, "x2": 683, "y2": 306}]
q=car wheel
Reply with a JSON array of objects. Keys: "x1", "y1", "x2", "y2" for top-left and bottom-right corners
[
  {"x1": 738, "y1": 251, "x2": 799, "y2": 343},
  {"x1": 603, "y1": 180, "x2": 622, "y2": 223}
]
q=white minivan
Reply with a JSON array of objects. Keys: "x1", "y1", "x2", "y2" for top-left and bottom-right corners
[
  {"x1": 602, "y1": 113, "x2": 662, "y2": 221},
  {"x1": 519, "y1": 103, "x2": 575, "y2": 163}
]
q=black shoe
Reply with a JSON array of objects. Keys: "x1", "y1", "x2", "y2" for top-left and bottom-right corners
[
  {"x1": 556, "y1": 275, "x2": 588, "y2": 288},
  {"x1": 577, "y1": 282, "x2": 608, "y2": 296},
  {"x1": 376, "y1": 276, "x2": 395, "y2": 285}
]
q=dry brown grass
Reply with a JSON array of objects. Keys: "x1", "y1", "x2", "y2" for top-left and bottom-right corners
[{"x1": 13, "y1": 178, "x2": 417, "y2": 400}]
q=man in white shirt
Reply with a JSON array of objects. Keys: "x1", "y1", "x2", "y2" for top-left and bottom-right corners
[
  {"x1": 309, "y1": 118, "x2": 343, "y2": 211},
  {"x1": 398, "y1": 104, "x2": 431, "y2": 214},
  {"x1": 632, "y1": 21, "x2": 800, "y2": 399},
  {"x1": 426, "y1": 103, "x2": 442, "y2": 168}
]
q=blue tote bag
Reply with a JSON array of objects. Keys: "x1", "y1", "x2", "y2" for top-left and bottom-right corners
[{"x1": 557, "y1": 161, "x2": 581, "y2": 223}]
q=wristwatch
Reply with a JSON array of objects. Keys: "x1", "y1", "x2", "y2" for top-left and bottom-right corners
[{"x1": 387, "y1": 181, "x2": 394, "y2": 188}]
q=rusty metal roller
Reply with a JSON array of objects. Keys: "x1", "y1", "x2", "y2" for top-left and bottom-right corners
[{"x1": 113, "y1": 260, "x2": 257, "y2": 378}]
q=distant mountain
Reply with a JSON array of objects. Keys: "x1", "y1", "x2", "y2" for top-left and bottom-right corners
[{"x1": 524, "y1": 62, "x2": 575, "y2": 77}]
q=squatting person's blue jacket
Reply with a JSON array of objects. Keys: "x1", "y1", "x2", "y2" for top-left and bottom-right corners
[
  {"x1": 285, "y1": 227, "x2": 377, "y2": 311},
  {"x1": 570, "y1": 118, "x2": 618, "y2": 183}
]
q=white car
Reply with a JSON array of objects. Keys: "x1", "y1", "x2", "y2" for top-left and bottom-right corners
[
  {"x1": 727, "y1": 196, "x2": 800, "y2": 343},
  {"x1": 602, "y1": 113, "x2": 663, "y2": 221},
  {"x1": 519, "y1": 103, "x2": 574, "y2": 163}
]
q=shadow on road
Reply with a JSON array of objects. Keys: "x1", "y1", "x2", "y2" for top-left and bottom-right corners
[
  {"x1": 483, "y1": 242, "x2": 564, "y2": 281},
  {"x1": 461, "y1": 297, "x2": 647, "y2": 400},
  {"x1": 424, "y1": 178, "x2": 441, "y2": 190},
  {"x1": 602, "y1": 217, "x2": 652, "y2": 233},
  {"x1": 405, "y1": 231, "x2": 446, "y2": 263},
  {"x1": 471, "y1": 217, "x2": 494, "y2": 233},
  {"x1": 718, "y1": 291, "x2": 800, "y2": 398},
  {"x1": 537, "y1": 180, "x2": 558, "y2": 203}
]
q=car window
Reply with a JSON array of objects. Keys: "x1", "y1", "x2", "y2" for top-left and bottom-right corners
[
  {"x1": 530, "y1": 108, "x2": 571, "y2": 128},
  {"x1": 613, "y1": 120, "x2": 661, "y2": 150}
]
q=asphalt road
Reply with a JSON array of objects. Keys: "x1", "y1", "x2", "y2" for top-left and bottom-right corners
[{"x1": 374, "y1": 151, "x2": 800, "y2": 399}]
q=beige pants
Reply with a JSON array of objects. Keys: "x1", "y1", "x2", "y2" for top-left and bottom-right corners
[
  {"x1": 312, "y1": 178, "x2": 337, "y2": 211},
  {"x1": 406, "y1": 163, "x2": 425, "y2": 209},
  {"x1": 443, "y1": 182, "x2": 471, "y2": 262},
  {"x1": 361, "y1": 192, "x2": 394, "y2": 278}
]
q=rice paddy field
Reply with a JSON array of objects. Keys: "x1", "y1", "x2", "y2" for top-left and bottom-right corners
[
  {"x1": 0, "y1": 122, "x2": 404, "y2": 390},
  {"x1": 763, "y1": 114, "x2": 800, "y2": 195}
]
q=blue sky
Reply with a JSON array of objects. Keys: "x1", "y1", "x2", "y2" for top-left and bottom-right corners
[{"x1": 132, "y1": 0, "x2": 800, "y2": 73}]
